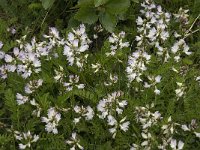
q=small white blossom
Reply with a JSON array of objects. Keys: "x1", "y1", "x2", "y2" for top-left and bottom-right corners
[
  {"x1": 66, "y1": 132, "x2": 84, "y2": 150},
  {"x1": 16, "y1": 93, "x2": 29, "y2": 105},
  {"x1": 14, "y1": 131, "x2": 39, "y2": 150},
  {"x1": 63, "y1": 75, "x2": 85, "y2": 91},
  {"x1": 63, "y1": 24, "x2": 91, "y2": 69},
  {"x1": 0, "y1": 51, "x2": 5, "y2": 59},
  {"x1": 170, "y1": 139, "x2": 184, "y2": 150},
  {"x1": 24, "y1": 79, "x2": 43, "y2": 94},
  {"x1": 0, "y1": 41, "x2": 3, "y2": 49},
  {"x1": 73, "y1": 105, "x2": 94, "y2": 124},
  {"x1": 41, "y1": 107, "x2": 61, "y2": 134},
  {"x1": 97, "y1": 91, "x2": 127, "y2": 119},
  {"x1": 106, "y1": 31, "x2": 129, "y2": 56},
  {"x1": 4, "y1": 54, "x2": 13, "y2": 63}
]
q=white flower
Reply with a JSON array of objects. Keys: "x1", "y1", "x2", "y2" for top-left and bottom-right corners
[
  {"x1": 14, "y1": 131, "x2": 39, "y2": 150},
  {"x1": 4, "y1": 54, "x2": 13, "y2": 63},
  {"x1": 0, "y1": 41, "x2": 3, "y2": 49},
  {"x1": 24, "y1": 79, "x2": 43, "y2": 94},
  {"x1": 19, "y1": 144, "x2": 27, "y2": 149},
  {"x1": 106, "y1": 31, "x2": 129, "y2": 56},
  {"x1": 68, "y1": 32, "x2": 75, "y2": 41},
  {"x1": 136, "y1": 16, "x2": 143, "y2": 25},
  {"x1": 49, "y1": 27, "x2": 60, "y2": 39},
  {"x1": 170, "y1": 139, "x2": 184, "y2": 150},
  {"x1": 155, "y1": 75, "x2": 162, "y2": 83},
  {"x1": 63, "y1": 24, "x2": 91, "y2": 68},
  {"x1": 63, "y1": 75, "x2": 85, "y2": 91},
  {"x1": 107, "y1": 115, "x2": 117, "y2": 126},
  {"x1": 181, "y1": 125, "x2": 190, "y2": 131},
  {"x1": 154, "y1": 88, "x2": 160, "y2": 95},
  {"x1": 84, "y1": 106, "x2": 94, "y2": 120},
  {"x1": 0, "y1": 51, "x2": 5, "y2": 59},
  {"x1": 41, "y1": 107, "x2": 61, "y2": 134},
  {"x1": 66, "y1": 132, "x2": 84, "y2": 150},
  {"x1": 119, "y1": 119, "x2": 130, "y2": 132},
  {"x1": 91, "y1": 63, "x2": 101, "y2": 73},
  {"x1": 97, "y1": 91, "x2": 127, "y2": 119},
  {"x1": 16, "y1": 93, "x2": 29, "y2": 105},
  {"x1": 194, "y1": 132, "x2": 200, "y2": 138},
  {"x1": 73, "y1": 105, "x2": 94, "y2": 124}
]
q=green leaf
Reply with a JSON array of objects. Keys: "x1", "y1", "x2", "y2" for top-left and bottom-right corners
[
  {"x1": 183, "y1": 58, "x2": 193, "y2": 65},
  {"x1": 0, "y1": 0, "x2": 8, "y2": 8},
  {"x1": 41, "y1": 0, "x2": 55, "y2": 10},
  {"x1": 131, "y1": 0, "x2": 139, "y2": 3},
  {"x1": 4, "y1": 89, "x2": 16, "y2": 113},
  {"x1": 37, "y1": 93, "x2": 50, "y2": 110},
  {"x1": 77, "y1": 0, "x2": 94, "y2": 6},
  {"x1": 75, "y1": 7, "x2": 98, "y2": 24},
  {"x1": 94, "y1": 0, "x2": 109, "y2": 7},
  {"x1": 106, "y1": 0, "x2": 130, "y2": 15},
  {"x1": 99, "y1": 12, "x2": 117, "y2": 32},
  {"x1": 96, "y1": 141, "x2": 112, "y2": 150}
]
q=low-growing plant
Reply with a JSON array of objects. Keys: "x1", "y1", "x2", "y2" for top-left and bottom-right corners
[{"x1": 0, "y1": 0, "x2": 200, "y2": 149}]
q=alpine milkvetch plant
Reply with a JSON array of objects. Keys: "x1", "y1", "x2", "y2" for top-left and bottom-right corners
[
  {"x1": 106, "y1": 31, "x2": 129, "y2": 56},
  {"x1": 135, "y1": 0, "x2": 171, "y2": 61},
  {"x1": 134, "y1": 103, "x2": 162, "y2": 149},
  {"x1": 41, "y1": 107, "x2": 61, "y2": 134},
  {"x1": 97, "y1": 91, "x2": 128, "y2": 119},
  {"x1": 24, "y1": 79, "x2": 43, "y2": 94},
  {"x1": 126, "y1": 50, "x2": 151, "y2": 83},
  {"x1": 16, "y1": 93, "x2": 29, "y2": 105},
  {"x1": 63, "y1": 24, "x2": 91, "y2": 69},
  {"x1": 170, "y1": 139, "x2": 184, "y2": 150},
  {"x1": 14, "y1": 131, "x2": 39, "y2": 149},
  {"x1": 144, "y1": 75, "x2": 162, "y2": 95},
  {"x1": 63, "y1": 74, "x2": 85, "y2": 91},
  {"x1": 73, "y1": 105, "x2": 94, "y2": 124},
  {"x1": 66, "y1": 132, "x2": 84, "y2": 150},
  {"x1": 107, "y1": 115, "x2": 130, "y2": 138}
]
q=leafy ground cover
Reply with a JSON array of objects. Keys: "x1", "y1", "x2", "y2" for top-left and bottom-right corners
[{"x1": 0, "y1": 0, "x2": 200, "y2": 149}]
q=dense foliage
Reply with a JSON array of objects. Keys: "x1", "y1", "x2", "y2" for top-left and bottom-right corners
[{"x1": 0, "y1": 0, "x2": 200, "y2": 149}]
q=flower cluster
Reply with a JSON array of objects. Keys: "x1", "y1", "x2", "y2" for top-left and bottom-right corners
[
  {"x1": 134, "y1": 103, "x2": 162, "y2": 149},
  {"x1": 136, "y1": 0, "x2": 171, "y2": 61},
  {"x1": 126, "y1": 50, "x2": 151, "y2": 83},
  {"x1": 175, "y1": 82, "x2": 186, "y2": 99},
  {"x1": 181, "y1": 119, "x2": 200, "y2": 138},
  {"x1": 63, "y1": 24, "x2": 91, "y2": 68},
  {"x1": 41, "y1": 107, "x2": 61, "y2": 134},
  {"x1": 66, "y1": 132, "x2": 84, "y2": 150},
  {"x1": 106, "y1": 31, "x2": 129, "y2": 56},
  {"x1": 44, "y1": 27, "x2": 64, "y2": 47},
  {"x1": 144, "y1": 75, "x2": 162, "y2": 95},
  {"x1": 16, "y1": 93, "x2": 29, "y2": 105},
  {"x1": 174, "y1": 8, "x2": 189, "y2": 26},
  {"x1": 24, "y1": 79, "x2": 43, "y2": 94},
  {"x1": 97, "y1": 91, "x2": 128, "y2": 119},
  {"x1": 107, "y1": 115, "x2": 130, "y2": 138},
  {"x1": 97, "y1": 91, "x2": 129, "y2": 138},
  {"x1": 171, "y1": 39, "x2": 191, "y2": 62},
  {"x1": 0, "y1": 37, "x2": 43, "y2": 79},
  {"x1": 54, "y1": 65, "x2": 65, "y2": 82},
  {"x1": 158, "y1": 116, "x2": 179, "y2": 149},
  {"x1": 0, "y1": 0, "x2": 199, "y2": 149},
  {"x1": 63, "y1": 74, "x2": 85, "y2": 91},
  {"x1": 14, "y1": 131, "x2": 39, "y2": 150},
  {"x1": 73, "y1": 105, "x2": 94, "y2": 124},
  {"x1": 30, "y1": 99, "x2": 42, "y2": 117},
  {"x1": 104, "y1": 74, "x2": 118, "y2": 86}
]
